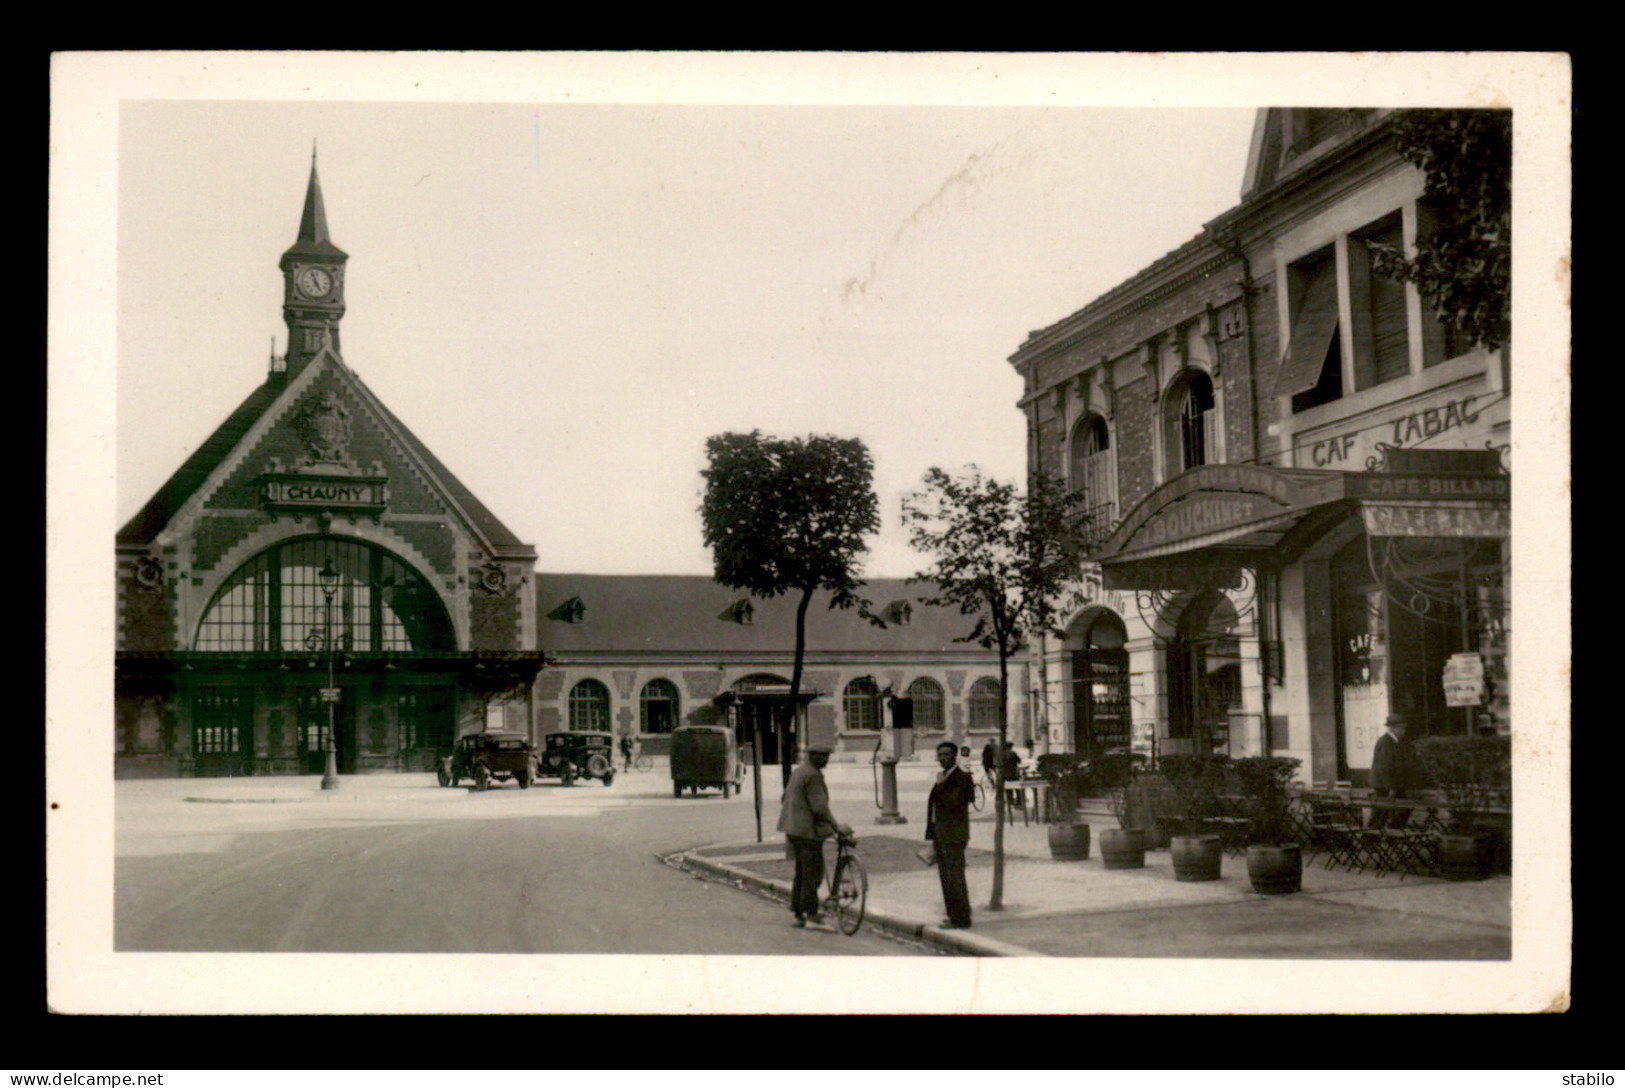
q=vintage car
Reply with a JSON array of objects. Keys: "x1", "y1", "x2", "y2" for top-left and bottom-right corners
[
  {"x1": 438, "y1": 731, "x2": 537, "y2": 790},
  {"x1": 536, "y1": 730, "x2": 616, "y2": 787}
]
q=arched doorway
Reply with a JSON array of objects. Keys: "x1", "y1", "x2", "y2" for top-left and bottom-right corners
[
  {"x1": 1166, "y1": 590, "x2": 1242, "y2": 755},
  {"x1": 1067, "y1": 609, "x2": 1130, "y2": 758}
]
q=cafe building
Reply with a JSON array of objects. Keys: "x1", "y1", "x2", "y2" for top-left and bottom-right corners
[
  {"x1": 1008, "y1": 108, "x2": 1510, "y2": 788},
  {"x1": 533, "y1": 574, "x2": 1020, "y2": 764},
  {"x1": 114, "y1": 158, "x2": 545, "y2": 778}
]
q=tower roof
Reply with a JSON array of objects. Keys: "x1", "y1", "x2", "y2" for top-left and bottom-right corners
[{"x1": 282, "y1": 152, "x2": 347, "y2": 261}]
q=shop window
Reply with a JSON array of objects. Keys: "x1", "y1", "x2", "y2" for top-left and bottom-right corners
[
  {"x1": 968, "y1": 677, "x2": 1003, "y2": 731},
  {"x1": 1167, "y1": 591, "x2": 1241, "y2": 752},
  {"x1": 569, "y1": 679, "x2": 611, "y2": 731},
  {"x1": 640, "y1": 678, "x2": 679, "y2": 734},
  {"x1": 1069, "y1": 414, "x2": 1116, "y2": 543},
  {"x1": 1069, "y1": 611, "x2": 1130, "y2": 757},
  {"x1": 843, "y1": 676, "x2": 880, "y2": 730},
  {"x1": 905, "y1": 677, "x2": 945, "y2": 729}
]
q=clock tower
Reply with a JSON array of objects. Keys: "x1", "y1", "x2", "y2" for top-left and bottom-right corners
[{"x1": 279, "y1": 149, "x2": 348, "y2": 375}]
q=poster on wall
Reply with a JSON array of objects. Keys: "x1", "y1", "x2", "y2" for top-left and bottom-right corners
[{"x1": 1443, "y1": 652, "x2": 1487, "y2": 707}]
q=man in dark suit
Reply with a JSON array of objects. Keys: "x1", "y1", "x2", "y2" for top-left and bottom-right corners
[
  {"x1": 926, "y1": 740, "x2": 977, "y2": 929},
  {"x1": 1369, "y1": 713, "x2": 1418, "y2": 828}
]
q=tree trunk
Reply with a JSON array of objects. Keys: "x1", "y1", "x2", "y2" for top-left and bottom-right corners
[
  {"x1": 784, "y1": 586, "x2": 813, "y2": 787},
  {"x1": 990, "y1": 625, "x2": 1009, "y2": 911}
]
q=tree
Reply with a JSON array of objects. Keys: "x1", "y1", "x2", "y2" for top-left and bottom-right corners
[
  {"x1": 1371, "y1": 108, "x2": 1512, "y2": 351},
  {"x1": 699, "y1": 431, "x2": 881, "y2": 784},
  {"x1": 901, "y1": 466, "x2": 1090, "y2": 910}
]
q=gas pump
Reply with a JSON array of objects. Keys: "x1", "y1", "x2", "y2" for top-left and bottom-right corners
[{"x1": 872, "y1": 691, "x2": 912, "y2": 825}]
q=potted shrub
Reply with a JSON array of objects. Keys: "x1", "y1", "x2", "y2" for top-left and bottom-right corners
[
  {"x1": 1158, "y1": 753, "x2": 1227, "y2": 882},
  {"x1": 1416, "y1": 734, "x2": 1511, "y2": 881},
  {"x1": 1037, "y1": 754, "x2": 1090, "y2": 861},
  {"x1": 1096, "y1": 750, "x2": 1147, "y2": 870},
  {"x1": 1232, "y1": 755, "x2": 1304, "y2": 895}
]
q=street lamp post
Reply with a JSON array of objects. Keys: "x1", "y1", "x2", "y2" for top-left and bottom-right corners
[{"x1": 318, "y1": 558, "x2": 341, "y2": 791}]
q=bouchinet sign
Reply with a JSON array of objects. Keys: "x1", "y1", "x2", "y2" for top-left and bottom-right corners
[{"x1": 1101, "y1": 464, "x2": 1338, "y2": 560}]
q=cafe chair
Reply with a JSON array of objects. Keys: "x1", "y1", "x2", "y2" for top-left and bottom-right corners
[{"x1": 1304, "y1": 795, "x2": 1365, "y2": 872}]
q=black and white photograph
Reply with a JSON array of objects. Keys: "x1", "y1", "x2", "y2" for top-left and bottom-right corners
[{"x1": 47, "y1": 51, "x2": 1571, "y2": 1016}]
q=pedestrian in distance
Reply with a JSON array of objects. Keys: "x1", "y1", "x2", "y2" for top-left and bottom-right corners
[
  {"x1": 619, "y1": 732, "x2": 634, "y2": 772},
  {"x1": 926, "y1": 740, "x2": 976, "y2": 929},
  {"x1": 776, "y1": 744, "x2": 851, "y2": 929},
  {"x1": 1369, "y1": 713, "x2": 1419, "y2": 828},
  {"x1": 1000, "y1": 740, "x2": 1024, "y2": 811},
  {"x1": 981, "y1": 739, "x2": 997, "y2": 783}
]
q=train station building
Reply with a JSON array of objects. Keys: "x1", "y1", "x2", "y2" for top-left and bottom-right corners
[{"x1": 115, "y1": 158, "x2": 545, "y2": 778}]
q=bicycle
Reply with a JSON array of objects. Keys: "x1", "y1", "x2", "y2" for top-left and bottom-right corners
[
  {"x1": 822, "y1": 829, "x2": 867, "y2": 936},
  {"x1": 624, "y1": 752, "x2": 654, "y2": 772}
]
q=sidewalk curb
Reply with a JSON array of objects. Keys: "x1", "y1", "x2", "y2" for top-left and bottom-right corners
[{"x1": 673, "y1": 848, "x2": 1044, "y2": 958}]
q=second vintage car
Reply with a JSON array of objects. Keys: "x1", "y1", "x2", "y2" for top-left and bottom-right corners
[
  {"x1": 438, "y1": 730, "x2": 537, "y2": 790},
  {"x1": 536, "y1": 730, "x2": 617, "y2": 787}
]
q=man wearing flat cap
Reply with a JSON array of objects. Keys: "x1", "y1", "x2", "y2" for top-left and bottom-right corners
[
  {"x1": 777, "y1": 744, "x2": 851, "y2": 928},
  {"x1": 1369, "y1": 713, "x2": 1419, "y2": 828}
]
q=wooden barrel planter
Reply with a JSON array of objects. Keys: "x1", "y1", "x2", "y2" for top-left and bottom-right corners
[
  {"x1": 1047, "y1": 821, "x2": 1091, "y2": 861},
  {"x1": 1245, "y1": 843, "x2": 1303, "y2": 895},
  {"x1": 1436, "y1": 830, "x2": 1495, "y2": 881},
  {"x1": 1170, "y1": 834, "x2": 1222, "y2": 882},
  {"x1": 1099, "y1": 827, "x2": 1147, "y2": 870}
]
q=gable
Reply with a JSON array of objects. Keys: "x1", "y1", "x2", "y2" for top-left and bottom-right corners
[{"x1": 118, "y1": 351, "x2": 533, "y2": 561}]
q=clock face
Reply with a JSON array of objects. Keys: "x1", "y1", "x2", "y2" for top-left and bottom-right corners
[{"x1": 297, "y1": 267, "x2": 333, "y2": 299}]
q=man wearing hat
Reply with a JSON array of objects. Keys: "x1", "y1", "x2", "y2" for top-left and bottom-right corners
[
  {"x1": 777, "y1": 744, "x2": 851, "y2": 928},
  {"x1": 1369, "y1": 713, "x2": 1419, "y2": 828}
]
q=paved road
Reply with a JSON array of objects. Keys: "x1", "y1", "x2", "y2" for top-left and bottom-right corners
[{"x1": 114, "y1": 774, "x2": 936, "y2": 956}]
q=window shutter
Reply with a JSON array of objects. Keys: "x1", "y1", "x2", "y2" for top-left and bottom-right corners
[{"x1": 1275, "y1": 267, "x2": 1341, "y2": 397}]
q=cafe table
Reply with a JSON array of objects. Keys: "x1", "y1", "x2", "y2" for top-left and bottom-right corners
[{"x1": 1002, "y1": 778, "x2": 1052, "y2": 827}]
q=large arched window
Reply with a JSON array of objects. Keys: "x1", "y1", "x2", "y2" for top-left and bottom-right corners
[
  {"x1": 640, "y1": 678, "x2": 679, "y2": 734},
  {"x1": 569, "y1": 679, "x2": 611, "y2": 731},
  {"x1": 1069, "y1": 413, "x2": 1116, "y2": 540},
  {"x1": 968, "y1": 677, "x2": 1003, "y2": 731},
  {"x1": 905, "y1": 677, "x2": 945, "y2": 730},
  {"x1": 843, "y1": 676, "x2": 881, "y2": 730},
  {"x1": 194, "y1": 536, "x2": 453, "y2": 653}
]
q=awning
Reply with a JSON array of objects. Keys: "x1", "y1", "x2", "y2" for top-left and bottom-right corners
[{"x1": 1094, "y1": 461, "x2": 1509, "y2": 590}]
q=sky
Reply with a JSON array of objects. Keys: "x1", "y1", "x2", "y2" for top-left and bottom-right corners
[
  {"x1": 107, "y1": 72, "x2": 1268, "y2": 579},
  {"x1": 96, "y1": 53, "x2": 1568, "y2": 584}
]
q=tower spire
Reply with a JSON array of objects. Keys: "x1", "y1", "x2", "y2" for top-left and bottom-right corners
[
  {"x1": 298, "y1": 144, "x2": 332, "y2": 249},
  {"x1": 280, "y1": 147, "x2": 348, "y2": 377}
]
